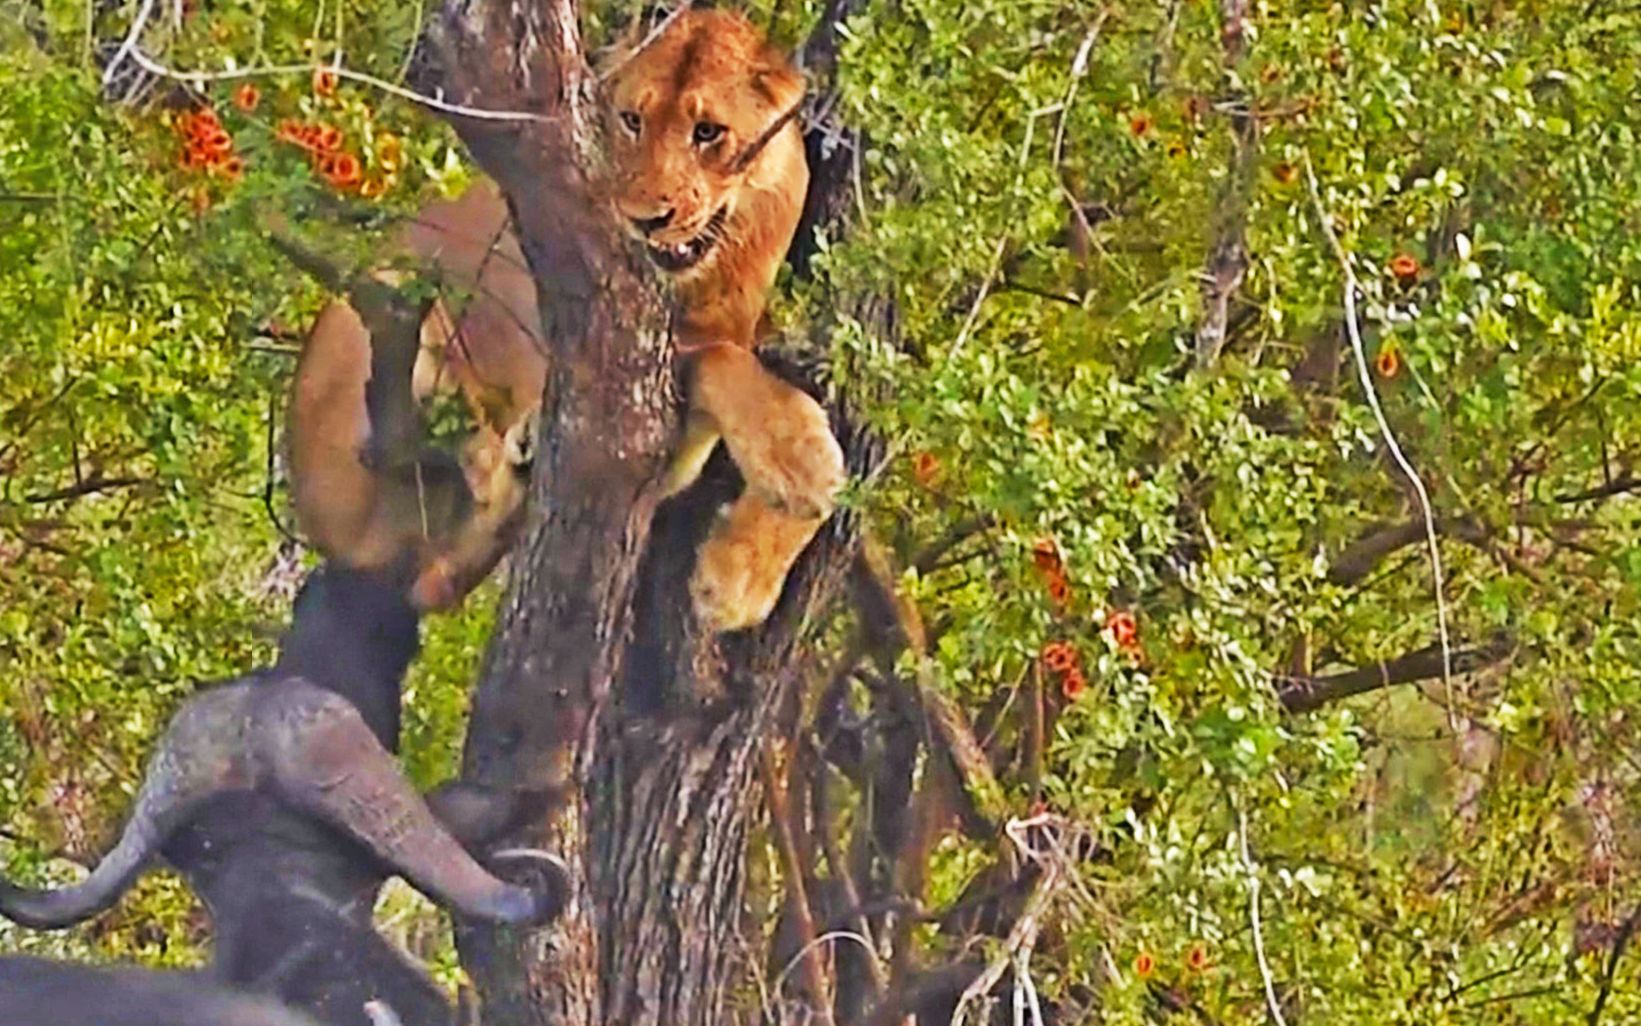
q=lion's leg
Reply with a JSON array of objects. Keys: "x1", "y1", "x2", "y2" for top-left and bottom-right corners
[
  {"x1": 409, "y1": 413, "x2": 535, "y2": 611},
  {"x1": 689, "y1": 492, "x2": 825, "y2": 632},
  {"x1": 289, "y1": 302, "x2": 386, "y2": 563},
  {"x1": 659, "y1": 409, "x2": 723, "y2": 500},
  {"x1": 410, "y1": 294, "x2": 461, "y2": 405},
  {"x1": 688, "y1": 344, "x2": 846, "y2": 520},
  {"x1": 256, "y1": 681, "x2": 562, "y2": 925},
  {"x1": 408, "y1": 471, "x2": 526, "y2": 610}
]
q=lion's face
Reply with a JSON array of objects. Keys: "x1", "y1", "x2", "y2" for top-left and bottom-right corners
[{"x1": 602, "y1": 10, "x2": 807, "y2": 287}]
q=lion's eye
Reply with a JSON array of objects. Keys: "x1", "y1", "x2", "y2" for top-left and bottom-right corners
[
  {"x1": 619, "y1": 110, "x2": 642, "y2": 135},
  {"x1": 692, "y1": 121, "x2": 725, "y2": 145}
]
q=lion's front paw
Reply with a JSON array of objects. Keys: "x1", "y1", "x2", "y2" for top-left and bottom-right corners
[
  {"x1": 727, "y1": 394, "x2": 846, "y2": 521},
  {"x1": 690, "y1": 494, "x2": 825, "y2": 633},
  {"x1": 690, "y1": 530, "x2": 779, "y2": 634},
  {"x1": 691, "y1": 344, "x2": 847, "y2": 521}
]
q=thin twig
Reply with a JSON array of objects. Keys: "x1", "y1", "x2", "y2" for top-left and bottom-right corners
[
  {"x1": 811, "y1": 757, "x2": 889, "y2": 997},
  {"x1": 24, "y1": 475, "x2": 146, "y2": 504},
  {"x1": 773, "y1": 931, "x2": 879, "y2": 997},
  {"x1": 1587, "y1": 902, "x2": 1641, "y2": 1026},
  {"x1": 1237, "y1": 803, "x2": 1288, "y2": 1026},
  {"x1": 950, "y1": 234, "x2": 1007, "y2": 359},
  {"x1": 950, "y1": 863, "x2": 1050, "y2": 1026},
  {"x1": 125, "y1": 49, "x2": 549, "y2": 122},
  {"x1": 761, "y1": 743, "x2": 837, "y2": 1025},
  {"x1": 395, "y1": 0, "x2": 424, "y2": 83},
  {"x1": 947, "y1": 813, "x2": 1080, "y2": 1026},
  {"x1": 1194, "y1": 0, "x2": 1257, "y2": 367},
  {"x1": 1304, "y1": 153, "x2": 1457, "y2": 731},
  {"x1": 101, "y1": 0, "x2": 160, "y2": 89},
  {"x1": 1051, "y1": 13, "x2": 1109, "y2": 170},
  {"x1": 596, "y1": 0, "x2": 694, "y2": 83},
  {"x1": 954, "y1": 20, "x2": 1107, "y2": 359}
]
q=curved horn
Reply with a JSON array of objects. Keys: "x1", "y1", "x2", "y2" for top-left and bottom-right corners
[
  {"x1": 257, "y1": 680, "x2": 562, "y2": 925},
  {"x1": 0, "y1": 687, "x2": 254, "y2": 929}
]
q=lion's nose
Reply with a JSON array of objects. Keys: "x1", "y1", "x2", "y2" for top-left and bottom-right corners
[{"x1": 629, "y1": 209, "x2": 674, "y2": 235}]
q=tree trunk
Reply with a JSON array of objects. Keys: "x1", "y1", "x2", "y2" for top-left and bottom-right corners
[{"x1": 420, "y1": 2, "x2": 874, "y2": 1023}]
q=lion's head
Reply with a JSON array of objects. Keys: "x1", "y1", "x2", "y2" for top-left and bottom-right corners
[{"x1": 602, "y1": 9, "x2": 809, "y2": 344}]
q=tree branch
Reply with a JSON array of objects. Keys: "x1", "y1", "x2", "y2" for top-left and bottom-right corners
[
  {"x1": 763, "y1": 743, "x2": 837, "y2": 1024},
  {"x1": 856, "y1": 535, "x2": 1007, "y2": 830},
  {"x1": 1587, "y1": 902, "x2": 1641, "y2": 1026},
  {"x1": 1277, "y1": 634, "x2": 1513, "y2": 714},
  {"x1": 418, "y1": 3, "x2": 678, "y2": 1023},
  {"x1": 1193, "y1": 0, "x2": 1256, "y2": 367},
  {"x1": 1559, "y1": 474, "x2": 1640, "y2": 505},
  {"x1": 24, "y1": 475, "x2": 147, "y2": 505}
]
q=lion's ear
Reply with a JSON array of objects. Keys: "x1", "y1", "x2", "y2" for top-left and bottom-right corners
[{"x1": 751, "y1": 60, "x2": 805, "y2": 120}]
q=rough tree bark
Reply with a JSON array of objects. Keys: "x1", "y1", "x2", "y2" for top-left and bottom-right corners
[{"x1": 418, "y1": 2, "x2": 874, "y2": 1023}]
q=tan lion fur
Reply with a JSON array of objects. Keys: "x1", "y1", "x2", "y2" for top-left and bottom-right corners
[{"x1": 288, "y1": 9, "x2": 843, "y2": 627}]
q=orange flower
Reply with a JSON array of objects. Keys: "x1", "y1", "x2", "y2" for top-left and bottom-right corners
[
  {"x1": 1031, "y1": 538, "x2": 1061, "y2": 573},
  {"x1": 359, "y1": 175, "x2": 387, "y2": 199},
  {"x1": 216, "y1": 155, "x2": 245, "y2": 181},
  {"x1": 313, "y1": 124, "x2": 343, "y2": 152},
  {"x1": 1375, "y1": 345, "x2": 1401, "y2": 378},
  {"x1": 189, "y1": 185, "x2": 212, "y2": 213},
  {"x1": 1046, "y1": 573, "x2": 1071, "y2": 607},
  {"x1": 1060, "y1": 669, "x2": 1086, "y2": 700},
  {"x1": 233, "y1": 83, "x2": 260, "y2": 112},
  {"x1": 375, "y1": 133, "x2": 402, "y2": 170},
  {"x1": 1272, "y1": 161, "x2": 1298, "y2": 185},
  {"x1": 202, "y1": 129, "x2": 234, "y2": 156},
  {"x1": 1128, "y1": 113, "x2": 1153, "y2": 137},
  {"x1": 275, "y1": 118, "x2": 304, "y2": 144},
  {"x1": 912, "y1": 451, "x2": 941, "y2": 488},
  {"x1": 1041, "y1": 642, "x2": 1077, "y2": 673},
  {"x1": 1260, "y1": 63, "x2": 1283, "y2": 84},
  {"x1": 313, "y1": 67, "x2": 339, "y2": 97},
  {"x1": 192, "y1": 107, "x2": 221, "y2": 131},
  {"x1": 1186, "y1": 942, "x2": 1211, "y2": 972},
  {"x1": 1166, "y1": 140, "x2": 1187, "y2": 159},
  {"x1": 1134, "y1": 952, "x2": 1156, "y2": 978},
  {"x1": 321, "y1": 151, "x2": 363, "y2": 189},
  {"x1": 1182, "y1": 95, "x2": 1209, "y2": 122},
  {"x1": 1389, "y1": 252, "x2": 1420, "y2": 281},
  {"x1": 1107, "y1": 610, "x2": 1139, "y2": 651}
]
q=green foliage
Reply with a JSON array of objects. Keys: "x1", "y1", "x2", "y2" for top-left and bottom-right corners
[
  {"x1": 0, "y1": 0, "x2": 478, "y2": 965},
  {"x1": 813, "y1": 0, "x2": 1641, "y2": 1021}
]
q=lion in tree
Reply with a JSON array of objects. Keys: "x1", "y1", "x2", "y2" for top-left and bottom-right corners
[{"x1": 289, "y1": 7, "x2": 845, "y2": 629}]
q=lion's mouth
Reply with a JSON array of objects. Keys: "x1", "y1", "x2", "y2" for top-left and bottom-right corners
[{"x1": 647, "y1": 206, "x2": 728, "y2": 273}]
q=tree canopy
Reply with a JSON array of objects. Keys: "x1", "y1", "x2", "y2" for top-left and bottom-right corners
[{"x1": 3, "y1": 1, "x2": 1641, "y2": 1023}]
